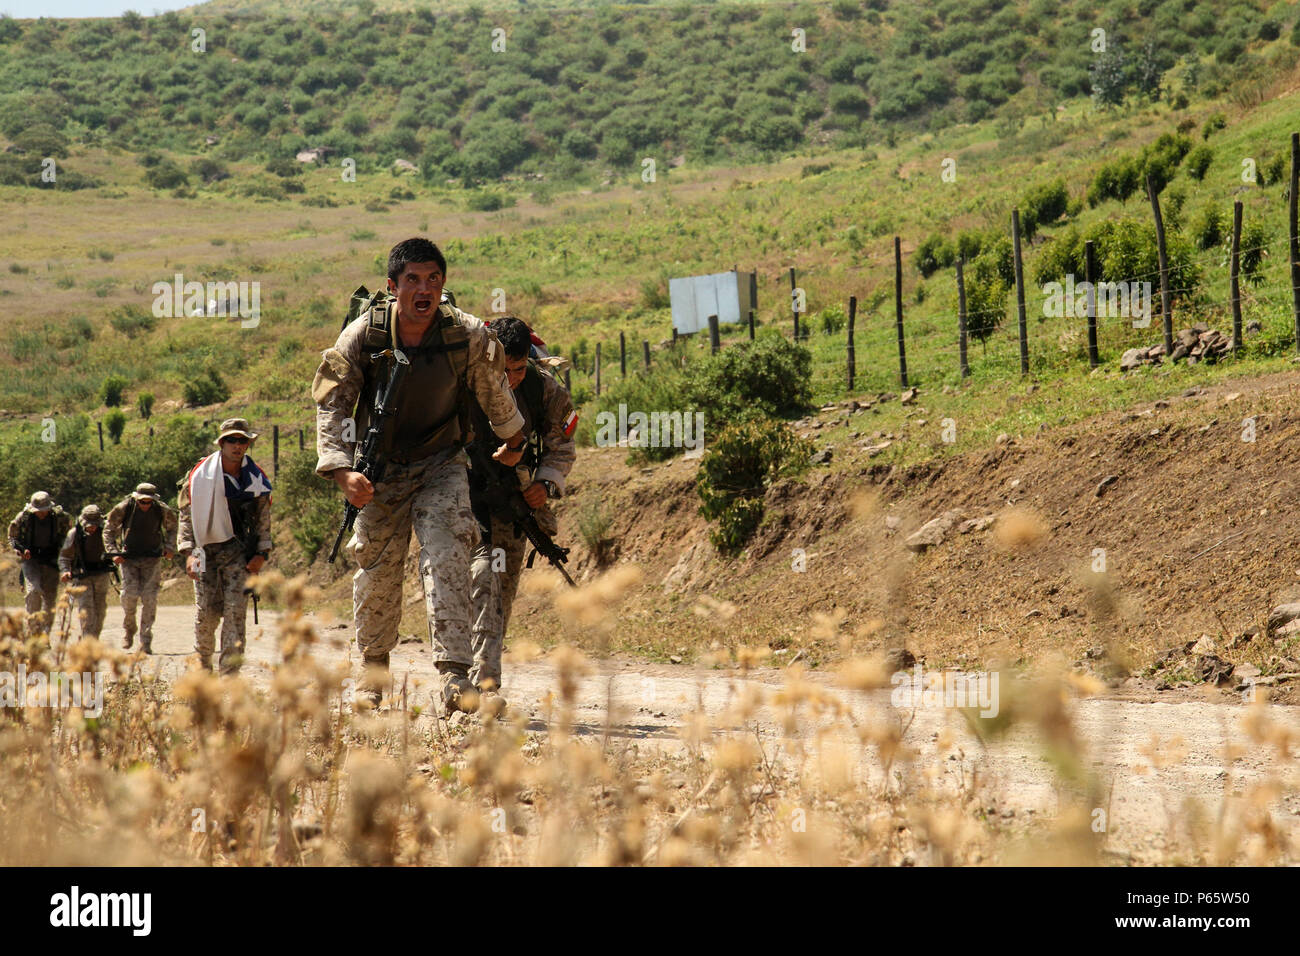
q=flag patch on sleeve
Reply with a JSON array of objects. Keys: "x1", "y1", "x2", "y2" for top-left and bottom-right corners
[{"x1": 562, "y1": 410, "x2": 578, "y2": 437}]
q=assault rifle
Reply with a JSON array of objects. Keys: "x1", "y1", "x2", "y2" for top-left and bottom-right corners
[
  {"x1": 466, "y1": 438, "x2": 576, "y2": 588},
  {"x1": 328, "y1": 347, "x2": 412, "y2": 563}
]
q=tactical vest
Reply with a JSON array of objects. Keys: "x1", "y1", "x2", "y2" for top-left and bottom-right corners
[
  {"x1": 355, "y1": 298, "x2": 472, "y2": 464},
  {"x1": 71, "y1": 524, "x2": 113, "y2": 577},
  {"x1": 120, "y1": 498, "x2": 166, "y2": 558},
  {"x1": 20, "y1": 510, "x2": 64, "y2": 562}
]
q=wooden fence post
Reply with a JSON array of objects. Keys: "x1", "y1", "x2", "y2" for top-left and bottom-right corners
[
  {"x1": 1291, "y1": 132, "x2": 1300, "y2": 353},
  {"x1": 97, "y1": 421, "x2": 104, "y2": 452},
  {"x1": 708, "y1": 314, "x2": 720, "y2": 354},
  {"x1": 595, "y1": 343, "x2": 601, "y2": 397},
  {"x1": 1012, "y1": 208, "x2": 1029, "y2": 376},
  {"x1": 1084, "y1": 240, "x2": 1099, "y2": 369},
  {"x1": 846, "y1": 295, "x2": 856, "y2": 392},
  {"x1": 956, "y1": 258, "x2": 970, "y2": 378},
  {"x1": 619, "y1": 331, "x2": 626, "y2": 379},
  {"x1": 747, "y1": 309, "x2": 755, "y2": 340},
  {"x1": 299, "y1": 428, "x2": 304, "y2": 451},
  {"x1": 272, "y1": 424, "x2": 279, "y2": 478},
  {"x1": 564, "y1": 368, "x2": 571, "y2": 392},
  {"x1": 642, "y1": 339, "x2": 651, "y2": 371},
  {"x1": 789, "y1": 267, "x2": 799, "y2": 341},
  {"x1": 894, "y1": 236, "x2": 908, "y2": 388},
  {"x1": 1231, "y1": 200, "x2": 1243, "y2": 356},
  {"x1": 1147, "y1": 173, "x2": 1173, "y2": 357}
]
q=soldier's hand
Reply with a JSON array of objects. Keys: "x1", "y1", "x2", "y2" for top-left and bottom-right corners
[
  {"x1": 112, "y1": 555, "x2": 125, "y2": 565},
  {"x1": 22, "y1": 549, "x2": 31, "y2": 560},
  {"x1": 163, "y1": 550, "x2": 174, "y2": 560},
  {"x1": 334, "y1": 469, "x2": 374, "y2": 509},
  {"x1": 522, "y1": 481, "x2": 548, "y2": 509},
  {"x1": 60, "y1": 572, "x2": 71, "y2": 583},
  {"x1": 186, "y1": 555, "x2": 201, "y2": 580},
  {"x1": 246, "y1": 554, "x2": 266, "y2": 574},
  {"x1": 494, "y1": 442, "x2": 524, "y2": 467}
]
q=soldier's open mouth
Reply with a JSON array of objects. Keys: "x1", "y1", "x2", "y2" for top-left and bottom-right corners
[{"x1": 414, "y1": 298, "x2": 433, "y2": 312}]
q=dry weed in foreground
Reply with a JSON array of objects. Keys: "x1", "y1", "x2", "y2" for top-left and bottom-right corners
[{"x1": 0, "y1": 568, "x2": 1297, "y2": 865}]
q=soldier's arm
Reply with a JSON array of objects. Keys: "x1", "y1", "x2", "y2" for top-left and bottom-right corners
[
  {"x1": 254, "y1": 494, "x2": 272, "y2": 554},
  {"x1": 463, "y1": 321, "x2": 525, "y2": 440},
  {"x1": 162, "y1": 503, "x2": 179, "y2": 552},
  {"x1": 312, "y1": 319, "x2": 369, "y2": 479},
  {"x1": 176, "y1": 478, "x2": 196, "y2": 556},
  {"x1": 8, "y1": 512, "x2": 23, "y2": 552},
  {"x1": 534, "y1": 374, "x2": 578, "y2": 496},
  {"x1": 104, "y1": 501, "x2": 126, "y2": 553},
  {"x1": 57, "y1": 530, "x2": 75, "y2": 574}
]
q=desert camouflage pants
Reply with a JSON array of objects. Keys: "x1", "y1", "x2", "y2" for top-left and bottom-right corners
[
  {"x1": 120, "y1": 556, "x2": 162, "y2": 645},
  {"x1": 69, "y1": 573, "x2": 111, "y2": 639},
  {"x1": 193, "y1": 538, "x2": 250, "y2": 674},
  {"x1": 348, "y1": 452, "x2": 476, "y2": 666},
  {"x1": 19, "y1": 560, "x2": 58, "y2": 633},
  {"x1": 469, "y1": 513, "x2": 528, "y2": 689}
]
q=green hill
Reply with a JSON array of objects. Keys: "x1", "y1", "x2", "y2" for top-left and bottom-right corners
[{"x1": 0, "y1": 0, "x2": 1290, "y2": 190}]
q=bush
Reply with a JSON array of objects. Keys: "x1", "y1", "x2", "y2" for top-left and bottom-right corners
[
  {"x1": 1019, "y1": 178, "x2": 1070, "y2": 238},
  {"x1": 1185, "y1": 145, "x2": 1213, "y2": 180},
  {"x1": 137, "y1": 391, "x2": 154, "y2": 420},
  {"x1": 1239, "y1": 219, "x2": 1272, "y2": 286},
  {"x1": 105, "y1": 409, "x2": 126, "y2": 444},
  {"x1": 144, "y1": 161, "x2": 189, "y2": 190},
  {"x1": 1188, "y1": 206, "x2": 1224, "y2": 250},
  {"x1": 1202, "y1": 113, "x2": 1227, "y2": 139},
  {"x1": 696, "y1": 417, "x2": 812, "y2": 555},
  {"x1": 639, "y1": 274, "x2": 670, "y2": 310},
  {"x1": 818, "y1": 305, "x2": 846, "y2": 335},
  {"x1": 182, "y1": 367, "x2": 230, "y2": 406},
  {"x1": 100, "y1": 374, "x2": 127, "y2": 407},
  {"x1": 915, "y1": 233, "x2": 956, "y2": 277},
  {"x1": 684, "y1": 335, "x2": 812, "y2": 421},
  {"x1": 575, "y1": 496, "x2": 614, "y2": 564},
  {"x1": 108, "y1": 306, "x2": 157, "y2": 339},
  {"x1": 465, "y1": 190, "x2": 513, "y2": 211},
  {"x1": 274, "y1": 450, "x2": 338, "y2": 561},
  {"x1": 190, "y1": 157, "x2": 229, "y2": 183}
]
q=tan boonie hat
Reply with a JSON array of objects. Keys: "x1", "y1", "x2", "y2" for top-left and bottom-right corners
[
  {"x1": 214, "y1": 418, "x2": 258, "y2": 445},
  {"x1": 29, "y1": 491, "x2": 53, "y2": 509},
  {"x1": 132, "y1": 482, "x2": 159, "y2": 501},
  {"x1": 80, "y1": 505, "x2": 103, "y2": 523}
]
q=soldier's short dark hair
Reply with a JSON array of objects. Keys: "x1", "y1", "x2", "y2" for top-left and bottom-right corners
[
  {"x1": 387, "y1": 238, "x2": 447, "y2": 283},
  {"x1": 492, "y1": 316, "x2": 532, "y2": 358}
]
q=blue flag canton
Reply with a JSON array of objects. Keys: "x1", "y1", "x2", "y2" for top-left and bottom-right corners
[{"x1": 224, "y1": 457, "x2": 273, "y2": 501}]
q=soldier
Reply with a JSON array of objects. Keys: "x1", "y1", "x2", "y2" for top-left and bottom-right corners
[
  {"x1": 58, "y1": 505, "x2": 115, "y2": 639},
  {"x1": 105, "y1": 482, "x2": 178, "y2": 653},
  {"x1": 313, "y1": 237, "x2": 527, "y2": 712},
  {"x1": 8, "y1": 491, "x2": 70, "y2": 633},
  {"x1": 467, "y1": 316, "x2": 577, "y2": 712},
  {"x1": 177, "y1": 419, "x2": 272, "y2": 675}
]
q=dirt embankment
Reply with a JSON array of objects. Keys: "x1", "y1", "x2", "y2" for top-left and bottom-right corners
[{"x1": 480, "y1": 368, "x2": 1300, "y2": 701}]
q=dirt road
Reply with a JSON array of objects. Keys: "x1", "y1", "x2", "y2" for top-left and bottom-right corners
[{"x1": 10, "y1": 602, "x2": 1286, "y2": 864}]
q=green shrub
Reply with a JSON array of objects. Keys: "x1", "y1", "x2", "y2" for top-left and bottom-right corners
[
  {"x1": 1185, "y1": 145, "x2": 1213, "y2": 180},
  {"x1": 575, "y1": 496, "x2": 613, "y2": 564},
  {"x1": 685, "y1": 335, "x2": 812, "y2": 421},
  {"x1": 1239, "y1": 219, "x2": 1272, "y2": 285},
  {"x1": 144, "y1": 161, "x2": 188, "y2": 190},
  {"x1": 818, "y1": 305, "x2": 847, "y2": 335},
  {"x1": 100, "y1": 374, "x2": 127, "y2": 407},
  {"x1": 696, "y1": 417, "x2": 812, "y2": 555},
  {"x1": 1188, "y1": 206, "x2": 1224, "y2": 250},
  {"x1": 108, "y1": 306, "x2": 157, "y2": 338},
  {"x1": 104, "y1": 408, "x2": 126, "y2": 444},
  {"x1": 190, "y1": 157, "x2": 229, "y2": 183},
  {"x1": 274, "y1": 450, "x2": 338, "y2": 561},
  {"x1": 915, "y1": 233, "x2": 956, "y2": 278},
  {"x1": 1202, "y1": 113, "x2": 1227, "y2": 139},
  {"x1": 52, "y1": 315, "x2": 94, "y2": 349},
  {"x1": 137, "y1": 391, "x2": 154, "y2": 420},
  {"x1": 1019, "y1": 177, "x2": 1069, "y2": 238},
  {"x1": 182, "y1": 367, "x2": 230, "y2": 406}
]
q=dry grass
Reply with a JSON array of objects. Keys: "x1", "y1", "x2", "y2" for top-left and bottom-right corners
[{"x1": 0, "y1": 553, "x2": 1297, "y2": 866}]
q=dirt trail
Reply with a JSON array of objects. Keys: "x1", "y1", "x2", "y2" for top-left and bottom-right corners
[{"x1": 26, "y1": 603, "x2": 1300, "y2": 863}]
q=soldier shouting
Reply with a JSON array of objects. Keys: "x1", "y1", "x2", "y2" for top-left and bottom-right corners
[{"x1": 314, "y1": 237, "x2": 526, "y2": 712}]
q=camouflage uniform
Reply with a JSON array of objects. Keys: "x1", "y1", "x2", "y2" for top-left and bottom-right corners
[
  {"x1": 8, "y1": 492, "x2": 70, "y2": 632},
  {"x1": 105, "y1": 483, "x2": 178, "y2": 652},
  {"x1": 177, "y1": 422, "x2": 273, "y2": 675},
  {"x1": 468, "y1": 365, "x2": 577, "y2": 689},
  {"x1": 313, "y1": 298, "x2": 523, "y2": 695},
  {"x1": 57, "y1": 506, "x2": 114, "y2": 640}
]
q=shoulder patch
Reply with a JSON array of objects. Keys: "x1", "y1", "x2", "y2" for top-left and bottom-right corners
[{"x1": 562, "y1": 410, "x2": 579, "y2": 438}]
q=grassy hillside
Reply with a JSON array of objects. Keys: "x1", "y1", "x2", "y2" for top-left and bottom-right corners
[{"x1": 0, "y1": 0, "x2": 1291, "y2": 190}]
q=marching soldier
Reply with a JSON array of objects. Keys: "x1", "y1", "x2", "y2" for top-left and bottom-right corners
[
  {"x1": 105, "y1": 482, "x2": 178, "y2": 653},
  {"x1": 8, "y1": 491, "x2": 70, "y2": 633},
  {"x1": 58, "y1": 505, "x2": 115, "y2": 639},
  {"x1": 177, "y1": 418, "x2": 272, "y2": 675},
  {"x1": 313, "y1": 237, "x2": 526, "y2": 711},
  {"x1": 467, "y1": 316, "x2": 577, "y2": 712}
]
